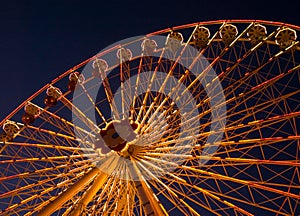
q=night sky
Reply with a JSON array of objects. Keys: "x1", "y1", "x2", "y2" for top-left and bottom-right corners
[{"x1": 1, "y1": 0, "x2": 300, "y2": 120}]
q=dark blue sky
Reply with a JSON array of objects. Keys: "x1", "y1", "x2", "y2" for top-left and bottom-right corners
[{"x1": 1, "y1": 0, "x2": 300, "y2": 120}]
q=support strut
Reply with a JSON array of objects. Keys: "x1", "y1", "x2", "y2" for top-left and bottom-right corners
[
  {"x1": 131, "y1": 162, "x2": 168, "y2": 215},
  {"x1": 37, "y1": 167, "x2": 100, "y2": 216},
  {"x1": 70, "y1": 172, "x2": 108, "y2": 216}
]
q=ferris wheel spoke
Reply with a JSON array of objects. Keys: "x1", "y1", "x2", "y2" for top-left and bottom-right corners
[
  {"x1": 220, "y1": 49, "x2": 299, "y2": 105},
  {"x1": 224, "y1": 94, "x2": 300, "y2": 131},
  {"x1": 87, "y1": 158, "x2": 126, "y2": 214},
  {"x1": 0, "y1": 158, "x2": 94, "y2": 188},
  {"x1": 129, "y1": 159, "x2": 168, "y2": 215},
  {"x1": 174, "y1": 42, "x2": 298, "y2": 123},
  {"x1": 144, "y1": 62, "x2": 299, "y2": 134},
  {"x1": 38, "y1": 110, "x2": 95, "y2": 141},
  {"x1": 0, "y1": 145, "x2": 97, "y2": 167},
  {"x1": 188, "y1": 22, "x2": 227, "y2": 70},
  {"x1": 143, "y1": 134, "x2": 200, "y2": 150},
  {"x1": 277, "y1": 169, "x2": 300, "y2": 214},
  {"x1": 224, "y1": 116, "x2": 295, "y2": 140},
  {"x1": 0, "y1": 141, "x2": 92, "y2": 152},
  {"x1": 93, "y1": 59, "x2": 122, "y2": 120},
  {"x1": 224, "y1": 122, "x2": 299, "y2": 148},
  {"x1": 119, "y1": 61, "x2": 133, "y2": 119},
  {"x1": 109, "y1": 179, "x2": 129, "y2": 215},
  {"x1": 58, "y1": 94, "x2": 100, "y2": 134},
  {"x1": 135, "y1": 33, "x2": 197, "y2": 124},
  {"x1": 116, "y1": 181, "x2": 135, "y2": 216},
  {"x1": 201, "y1": 161, "x2": 298, "y2": 188},
  {"x1": 149, "y1": 180, "x2": 203, "y2": 215},
  {"x1": 223, "y1": 110, "x2": 300, "y2": 136},
  {"x1": 197, "y1": 156, "x2": 300, "y2": 168},
  {"x1": 225, "y1": 22, "x2": 255, "y2": 48},
  {"x1": 173, "y1": 171, "x2": 294, "y2": 215},
  {"x1": 0, "y1": 154, "x2": 94, "y2": 166},
  {"x1": 0, "y1": 160, "x2": 96, "y2": 200},
  {"x1": 214, "y1": 136, "x2": 299, "y2": 150},
  {"x1": 131, "y1": 55, "x2": 154, "y2": 120},
  {"x1": 123, "y1": 182, "x2": 136, "y2": 216},
  {"x1": 136, "y1": 155, "x2": 254, "y2": 215},
  {"x1": 221, "y1": 60, "x2": 300, "y2": 109},
  {"x1": 160, "y1": 173, "x2": 255, "y2": 215},
  {"x1": 137, "y1": 26, "x2": 199, "y2": 126},
  {"x1": 138, "y1": 87, "x2": 299, "y2": 149},
  {"x1": 135, "y1": 157, "x2": 186, "y2": 183},
  {"x1": 75, "y1": 81, "x2": 108, "y2": 125},
  {"x1": 122, "y1": 164, "x2": 138, "y2": 215},
  {"x1": 23, "y1": 123, "x2": 75, "y2": 141},
  {"x1": 135, "y1": 47, "x2": 168, "y2": 123},
  {"x1": 19, "y1": 125, "x2": 88, "y2": 148},
  {"x1": 185, "y1": 50, "x2": 299, "y2": 120},
  {"x1": 108, "y1": 164, "x2": 130, "y2": 214},
  {"x1": 213, "y1": 25, "x2": 282, "y2": 82},
  {"x1": 180, "y1": 23, "x2": 244, "y2": 89},
  {"x1": 86, "y1": 175, "x2": 112, "y2": 214},
  {"x1": 100, "y1": 174, "x2": 123, "y2": 214},
  {"x1": 182, "y1": 166, "x2": 300, "y2": 200},
  {"x1": 137, "y1": 154, "x2": 300, "y2": 204},
  {"x1": 31, "y1": 172, "x2": 91, "y2": 215},
  {"x1": 143, "y1": 105, "x2": 202, "y2": 136},
  {"x1": 0, "y1": 164, "x2": 92, "y2": 215},
  {"x1": 215, "y1": 138, "x2": 297, "y2": 162},
  {"x1": 200, "y1": 184, "x2": 291, "y2": 215},
  {"x1": 138, "y1": 24, "x2": 236, "y2": 131},
  {"x1": 192, "y1": 63, "x2": 297, "y2": 119},
  {"x1": 0, "y1": 163, "x2": 92, "y2": 201},
  {"x1": 213, "y1": 141, "x2": 298, "y2": 161},
  {"x1": 203, "y1": 174, "x2": 296, "y2": 215},
  {"x1": 223, "y1": 113, "x2": 300, "y2": 142},
  {"x1": 88, "y1": 176, "x2": 113, "y2": 214},
  {"x1": 141, "y1": 109, "x2": 298, "y2": 149},
  {"x1": 139, "y1": 153, "x2": 298, "y2": 190},
  {"x1": 153, "y1": 180, "x2": 222, "y2": 215}
]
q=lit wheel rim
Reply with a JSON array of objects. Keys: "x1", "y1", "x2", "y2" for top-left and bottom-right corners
[{"x1": 0, "y1": 20, "x2": 299, "y2": 215}]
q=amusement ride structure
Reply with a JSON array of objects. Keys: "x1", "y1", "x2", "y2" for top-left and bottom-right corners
[{"x1": 0, "y1": 20, "x2": 299, "y2": 215}]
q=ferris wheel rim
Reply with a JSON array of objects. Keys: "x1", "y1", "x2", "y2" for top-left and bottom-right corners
[
  {"x1": 0, "y1": 18, "x2": 299, "y2": 215},
  {"x1": 2, "y1": 19, "x2": 300, "y2": 126}
]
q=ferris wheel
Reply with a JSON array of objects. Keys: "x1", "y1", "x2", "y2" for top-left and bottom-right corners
[{"x1": 0, "y1": 20, "x2": 299, "y2": 215}]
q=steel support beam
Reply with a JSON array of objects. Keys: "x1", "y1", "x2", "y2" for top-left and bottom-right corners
[
  {"x1": 37, "y1": 167, "x2": 100, "y2": 216},
  {"x1": 131, "y1": 162, "x2": 168, "y2": 215},
  {"x1": 70, "y1": 171, "x2": 108, "y2": 216}
]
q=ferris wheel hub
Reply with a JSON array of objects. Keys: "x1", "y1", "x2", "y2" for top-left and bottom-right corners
[{"x1": 94, "y1": 119, "x2": 139, "y2": 153}]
